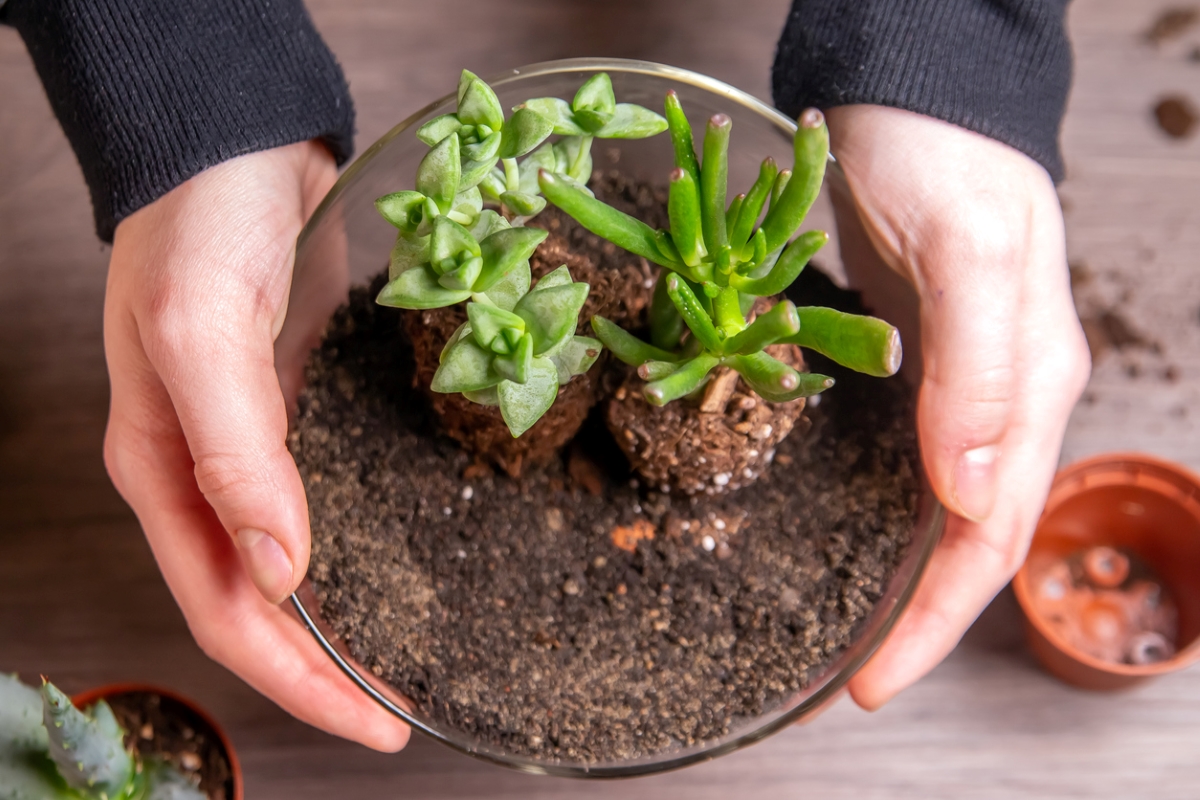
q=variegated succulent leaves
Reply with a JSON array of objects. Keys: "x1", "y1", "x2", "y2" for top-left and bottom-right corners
[
  {"x1": 375, "y1": 70, "x2": 667, "y2": 436},
  {"x1": 538, "y1": 95, "x2": 903, "y2": 407}
]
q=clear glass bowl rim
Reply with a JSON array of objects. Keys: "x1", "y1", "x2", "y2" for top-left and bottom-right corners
[{"x1": 289, "y1": 56, "x2": 945, "y2": 779}]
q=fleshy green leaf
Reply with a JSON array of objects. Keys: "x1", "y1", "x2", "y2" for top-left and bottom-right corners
[
  {"x1": 476, "y1": 226, "x2": 549, "y2": 292},
  {"x1": 760, "y1": 109, "x2": 829, "y2": 253},
  {"x1": 478, "y1": 170, "x2": 506, "y2": 202},
  {"x1": 532, "y1": 264, "x2": 573, "y2": 291},
  {"x1": 389, "y1": 233, "x2": 431, "y2": 280},
  {"x1": 417, "y1": 133, "x2": 461, "y2": 213},
  {"x1": 460, "y1": 156, "x2": 498, "y2": 191},
  {"x1": 700, "y1": 114, "x2": 732, "y2": 254},
  {"x1": 448, "y1": 186, "x2": 483, "y2": 226},
  {"x1": 539, "y1": 170, "x2": 678, "y2": 268},
  {"x1": 572, "y1": 73, "x2": 617, "y2": 133},
  {"x1": 500, "y1": 191, "x2": 547, "y2": 217},
  {"x1": 431, "y1": 215, "x2": 481, "y2": 269},
  {"x1": 432, "y1": 336, "x2": 501, "y2": 393},
  {"x1": 438, "y1": 255, "x2": 483, "y2": 290},
  {"x1": 468, "y1": 209, "x2": 510, "y2": 241},
  {"x1": 649, "y1": 270, "x2": 686, "y2": 351},
  {"x1": 493, "y1": 332, "x2": 534, "y2": 383},
  {"x1": 666, "y1": 273, "x2": 721, "y2": 352},
  {"x1": 729, "y1": 157, "x2": 779, "y2": 253},
  {"x1": 463, "y1": 130, "x2": 502, "y2": 163},
  {"x1": 553, "y1": 137, "x2": 594, "y2": 184},
  {"x1": 514, "y1": 282, "x2": 589, "y2": 354},
  {"x1": 377, "y1": 263, "x2": 471, "y2": 309},
  {"x1": 726, "y1": 351, "x2": 833, "y2": 401},
  {"x1": 523, "y1": 97, "x2": 586, "y2": 136},
  {"x1": 499, "y1": 106, "x2": 555, "y2": 159},
  {"x1": 498, "y1": 358, "x2": 560, "y2": 436},
  {"x1": 668, "y1": 167, "x2": 705, "y2": 267},
  {"x1": 519, "y1": 142, "x2": 558, "y2": 194},
  {"x1": 550, "y1": 335, "x2": 602, "y2": 383},
  {"x1": 463, "y1": 386, "x2": 500, "y2": 405},
  {"x1": 721, "y1": 300, "x2": 800, "y2": 355},
  {"x1": 475, "y1": 259, "x2": 530, "y2": 311},
  {"x1": 637, "y1": 360, "x2": 680, "y2": 381},
  {"x1": 731, "y1": 229, "x2": 827, "y2": 296},
  {"x1": 595, "y1": 103, "x2": 668, "y2": 139},
  {"x1": 591, "y1": 316, "x2": 679, "y2": 366},
  {"x1": 664, "y1": 90, "x2": 701, "y2": 189},
  {"x1": 376, "y1": 191, "x2": 428, "y2": 232},
  {"x1": 417, "y1": 113, "x2": 464, "y2": 146},
  {"x1": 643, "y1": 353, "x2": 720, "y2": 406},
  {"x1": 782, "y1": 307, "x2": 903, "y2": 377},
  {"x1": 467, "y1": 302, "x2": 525, "y2": 351},
  {"x1": 457, "y1": 75, "x2": 504, "y2": 129}
]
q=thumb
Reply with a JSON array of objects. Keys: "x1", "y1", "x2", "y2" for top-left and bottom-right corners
[{"x1": 915, "y1": 218, "x2": 1023, "y2": 522}]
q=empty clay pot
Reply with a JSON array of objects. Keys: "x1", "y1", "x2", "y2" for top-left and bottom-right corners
[{"x1": 1013, "y1": 453, "x2": 1200, "y2": 690}]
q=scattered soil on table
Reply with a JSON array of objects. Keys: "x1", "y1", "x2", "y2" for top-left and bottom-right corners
[
  {"x1": 1154, "y1": 95, "x2": 1198, "y2": 138},
  {"x1": 99, "y1": 691, "x2": 233, "y2": 800},
  {"x1": 1144, "y1": 7, "x2": 1198, "y2": 45},
  {"x1": 292, "y1": 253, "x2": 920, "y2": 762},
  {"x1": 400, "y1": 172, "x2": 664, "y2": 476}
]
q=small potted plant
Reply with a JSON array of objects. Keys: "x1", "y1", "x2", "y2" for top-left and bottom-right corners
[
  {"x1": 284, "y1": 59, "x2": 943, "y2": 775},
  {"x1": 1, "y1": 674, "x2": 241, "y2": 799}
]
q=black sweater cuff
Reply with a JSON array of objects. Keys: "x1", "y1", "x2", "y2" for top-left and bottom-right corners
[
  {"x1": 772, "y1": 0, "x2": 1072, "y2": 181},
  {"x1": 3, "y1": 0, "x2": 355, "y2": 242}
]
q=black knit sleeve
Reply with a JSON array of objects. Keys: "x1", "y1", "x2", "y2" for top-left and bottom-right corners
[
  {"x1": 1, "y1": 0, "x2": 355, "y2": 242},
  {"x1": 772, "y1": 0, "x2": 1072, "y2": 181}
]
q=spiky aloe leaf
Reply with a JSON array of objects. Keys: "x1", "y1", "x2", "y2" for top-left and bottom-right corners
[
  {"x1": 523, "y1": 97, "x2": 586, "y2": 136},
  {"x1": 591, "y1": 316, "x2": 679, "y2": 367},
  {"x1": 539, "y1": 170, "x2": 678, "y2": 269},
  {"x1": 0, "y1": 674, "x2": 64, "y2": 800},
  {"x1": 475, "y1": 227, "x2": 548, "y2": 292},
  {"x1": 416, "y1": 133, "x2": 461, "y2": 214},
  {"x1": 726, "y1": 351, "x2": 833, "y2": 402},
  {"x1": 571, "y1": 73, "x2": 616, "y2": 133},
  {"x1": 498, "y1": 358, "x2": 559, "y2": 436},
  {"x1": 760, "y1": 109, "x2": 828, "y2": 253},
  {"x1": 594, "y1": 104, "x2": 668, "y2": 139},
  {"x1": 42, "y1": 681, "x2": 133, "y2": 796},
  {"x1": 643, "y1": 353, "x2": 720, "y2": 406},
  {"x1": 722, "y1": 300, "x2": 800, "y2": 355},
  {"x1": 432, "y1": 335, "x2": 501, "y2": 393},
  {"x1": 550, "y1": 336, "x2": 602, "y2": 384},
  {"x1": 377, "y1": 264, "x2": 471, "y2": 309},
  {"x1": 731, "y1": 230, "x2": 827, "y2": 296},
  {"x1": 782, "y1": 307, "x2": 903, "y2": 377},
  {"x1": 514, "y1": 282, "x2": 588, "y2": 355},
  {"x1": 499, "y1": 106, "x2": 555, "y2": 159}
]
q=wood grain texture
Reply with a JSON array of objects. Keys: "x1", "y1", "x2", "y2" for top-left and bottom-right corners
[{"x1": 2, "y1": 0, "x2": 1199, "y2": 797}]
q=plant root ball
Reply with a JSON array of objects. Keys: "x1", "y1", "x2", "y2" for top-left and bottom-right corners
[{"x1": 607, "y1": 344, "x2": 811, "y2": 495}]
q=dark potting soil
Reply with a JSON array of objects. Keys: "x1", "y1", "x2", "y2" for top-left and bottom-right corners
[
  {"x1": 101, "y1": 692, "x2": 233, "y2": 800},
  {"x1": 290, "y1": 205, "x2": 921, "y2": 764}
]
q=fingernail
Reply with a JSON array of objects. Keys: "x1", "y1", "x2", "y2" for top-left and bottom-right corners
[
  {"x1": 235, "y1": 528, "x2": 294, "y2": 604},
  {"x1": 953, "y1": 445, "x2": 999, "y2": 522}
]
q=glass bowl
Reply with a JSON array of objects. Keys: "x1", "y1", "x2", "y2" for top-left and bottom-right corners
[{"x1": 280, "y1": 57, "x2": 945, "y2": 778}]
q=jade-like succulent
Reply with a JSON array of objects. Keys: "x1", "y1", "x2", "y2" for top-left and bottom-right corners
[
  {"x1": 539, "y1": 94, "x2": 902, "y2": 406},
  {"x1": 374, "y1": 70, "x2": 667, "y2": 437},
  {"x1": 433, "y1": 266, "x2": 602, "y2": 436},
  {"x1": 0, "y1": 674, "x2": 204, "y2": 800}
]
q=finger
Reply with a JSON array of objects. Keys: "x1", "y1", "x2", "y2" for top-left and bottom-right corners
[
  {"x1": 117, "y1": 196, "x2": 310, "y2": 605},
  {"x1": 103, "y1": 337, "x2": 410, "y2": 752}
]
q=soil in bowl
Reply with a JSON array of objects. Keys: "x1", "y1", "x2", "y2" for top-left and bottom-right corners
[
  {"x1": 289, "y1": 180, "x2": 921, "y2": 764},
  {"x1": 93, "y1": 691, "x2": 234, "y2": 800}
]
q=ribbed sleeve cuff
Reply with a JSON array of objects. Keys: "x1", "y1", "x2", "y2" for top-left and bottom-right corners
[
  {"x1": 772, "y1": 0, "x2": 1072, "y2": 181},
  {"x1": 4, "y1": 0, "x2": 355, "y2": 241}
]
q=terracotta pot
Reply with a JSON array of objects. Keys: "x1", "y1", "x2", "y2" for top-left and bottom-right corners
[
  {"x1": 1013, "y1": 453, "x2": 1200, "y2": 690},
  {"x1": 72, "y1": 683, "x2": 243, "y2": 800}
]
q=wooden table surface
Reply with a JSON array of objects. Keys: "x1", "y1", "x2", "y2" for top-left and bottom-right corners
[{"x1": 3, "y1": 1, "x2": 1199, "y2": 796}]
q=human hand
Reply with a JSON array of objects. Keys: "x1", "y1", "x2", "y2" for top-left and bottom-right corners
[
  {"x1": 103, "y1": 141, "x2": 410, "y2": 751},
  {"x1": 823, "y1": 106, "x2": 1091, "y2": 709}
]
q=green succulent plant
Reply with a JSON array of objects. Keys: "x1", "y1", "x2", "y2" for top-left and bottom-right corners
[
  {"x1": 374, "y1": 70, "x2": 667, "y2": 437},
  {"x1": 537, "y1": 93, "x2": 902, "y2": 406},
  {"x1": 0, "y1": 674, "x2": 204, "y2": 800}
]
